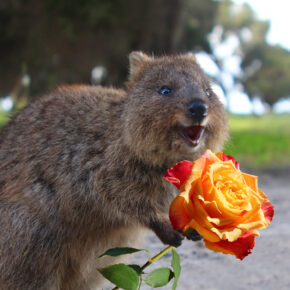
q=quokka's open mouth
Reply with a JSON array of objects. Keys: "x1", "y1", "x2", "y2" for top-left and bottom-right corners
[{"x1": 180, "y1": 125, "x2": 205, "y2": 147}]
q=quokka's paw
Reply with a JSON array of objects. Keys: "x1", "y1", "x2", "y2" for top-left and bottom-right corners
[
  {"x1": 159, "y1": 228, "x2": 184, "y2": 248},
  {"x1": 185, "y1": 229, "x2": 203, "y2": 241},
  {"x1": 150, "y1": 215, "x2": 184, "y2": 247}
]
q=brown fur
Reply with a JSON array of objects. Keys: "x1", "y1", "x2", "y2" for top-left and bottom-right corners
[{"x1": 0, "y1": 52, "x2": 228, "y2": 289}]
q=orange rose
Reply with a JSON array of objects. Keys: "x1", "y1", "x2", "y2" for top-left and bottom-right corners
[{"x1": 165, "y1": 150, "x2": 274, "y2": 260}]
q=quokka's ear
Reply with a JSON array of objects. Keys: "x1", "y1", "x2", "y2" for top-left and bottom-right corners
[
  {"x1": 129, "y1": 51, "x2": 152, "y2": 78},
  {"x1": 184, "y1": 52, "x2": 196, "y2": 62}
]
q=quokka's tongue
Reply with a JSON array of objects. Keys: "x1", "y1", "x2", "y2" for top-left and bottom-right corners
[{"x1": 182, "y1": 125, "x2": 205, "y2": 146}]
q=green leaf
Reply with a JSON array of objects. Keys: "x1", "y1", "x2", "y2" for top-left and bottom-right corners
[
  {"x1": 98, "y1": 263, "x2": 139, "y2": 290},
  {"x1": 171, "y1": 249, "x2": 181, "y2": 290},
  {"x1": 98, "y1": 247, "x2": 144, "y2": 258},
  {"x1": 128, "y1": 264, "x2": 143, "y2": 275},
  {"x1": 144, "y1": 267, "x2": 173, "y2": 287}
]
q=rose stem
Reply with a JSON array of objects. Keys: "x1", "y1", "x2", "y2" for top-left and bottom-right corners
[
  {"x1": 139, "y1": 228, "x2": 194, "y2": 271},
  {"x1": 140, "y1": 245, "x2": 173, "y2": 271},
  {"x1": 111, "y1": 246, "x2": 173, "y2": 290},
  {"x1": 111, "y1": 228, "x2": 195, "y2": 290}
]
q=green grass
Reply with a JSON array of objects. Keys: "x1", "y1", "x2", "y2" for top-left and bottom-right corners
[
  {"x1": 225, "y1": 114, "x2": 290, "y2": 169},
  {"x1": 0, "y1": 110, "x2": 10, "y2": 129}
]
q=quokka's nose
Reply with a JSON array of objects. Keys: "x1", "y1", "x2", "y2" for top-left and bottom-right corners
[{"x1": 188, "y1": 100, "x2": 208, "y2": 122}]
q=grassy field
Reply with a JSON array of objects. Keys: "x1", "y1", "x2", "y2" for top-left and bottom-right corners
[
  {"x1": 0, "y1": 109, "x2": 289, "y2": 169},
  {"x1": 0, "y1": 110, "x2": 10, "y2": 129},
  {"x1": 225, "y1": 114, "x2": 290, "y2": 169}
]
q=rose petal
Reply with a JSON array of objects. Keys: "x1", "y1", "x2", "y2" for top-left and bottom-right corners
[
  {"x1": 242, "y1": 173, "x2": 258, "y2": 192},
  {"x1": 164, "y1": 161, "x2": 193, "y2": 189},
  {"x1": 188, "y1": 219, "x2": 220, "y2": 243},
  {"x1": 216, "y1": 152, "x2": 240, "y2": 170},
  {"x1": 204, "y1": 230, "x2": 259, "y2": 260},
  {"x1": 182, "y1": 158, "x2": 207, "y2": 192},
  {"x1": 232, "y1": 203, "x2": 269, "y2": 230},
  {"x1": 261, "y1": 198, "x2": 274, "y2": 223},
  {"x1": 169, "y1": 195, "x2": 191, "y2": 230},
  {"x1": 202, "y1": 150, "x2": 221, "y2": 163}
]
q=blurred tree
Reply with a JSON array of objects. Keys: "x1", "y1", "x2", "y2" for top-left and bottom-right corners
[
  {"x1": 213, "y1": 0, "x2": 290, "y2": 108},
  {"x1": 0, "y1": 0, "x2": 217, "y2": 99},
  {"x1": 243, "y1": 45, "x2": 290, "y2": 107},
  {"x1": 184, "y1": 0, "x2": 217, "y2": 52}
]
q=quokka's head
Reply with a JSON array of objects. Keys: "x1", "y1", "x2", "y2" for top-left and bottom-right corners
[{"x1": 123, "y1": 51, "x2": 229, "y2": 168}]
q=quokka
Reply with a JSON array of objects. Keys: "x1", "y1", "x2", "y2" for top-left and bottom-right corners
[{"x1": 0, "y1": 52, "x2": 228, "y2": 289}]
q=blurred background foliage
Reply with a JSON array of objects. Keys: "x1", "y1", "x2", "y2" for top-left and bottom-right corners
[
  {"x1": 0, "y1": 0, "x2": 289, "y2": 169},
  {"x1": 0, "y1": 0, "x2": 217, "y2": 95},
  {"x1": 225, "y1": 114, "x2": 290, "y2": 169}
]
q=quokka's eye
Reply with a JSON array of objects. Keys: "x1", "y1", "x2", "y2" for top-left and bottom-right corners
[
  {"x1": 158, "y1": 86, "x2": 173, "y2": 96},
  {"x1": 205, "y1": 89, "x2": 211, "y2": 97}
]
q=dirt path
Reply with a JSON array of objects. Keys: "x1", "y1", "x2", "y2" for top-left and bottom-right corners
[{"x1": 104, "y1": 171, "x2": 290, "y2": 289}]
